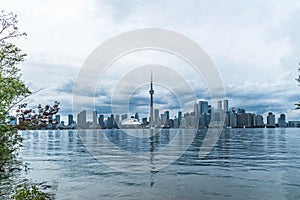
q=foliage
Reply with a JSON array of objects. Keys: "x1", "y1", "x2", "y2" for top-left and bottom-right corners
[
  {"x1": 0, "y1": 9, "x2": 28, "y2": 177},
  {"x1": 15, "y1": 101, "x2": 60, "y2": 130},
  {"x1": 0, "y1": 11, "x2": 31, "y2": 120},
  {"x1": 0, "y1": 10, "x2": 56, "y2": 199},
  {"x1": 12, "y1": 184, "x2": 47, "y2": 200},
  {"x1": 0, "y1": 10, "x2": 46, "y2": 199},
  {"x1": 0, "y1": 125, "x2": 22, "y2": 175},
  {"x1": 0, "y1": 11, "x2": 27, "y2": 42},
  {"x1": 0, "y1": 43, "x2": 31, "y2": 118}
]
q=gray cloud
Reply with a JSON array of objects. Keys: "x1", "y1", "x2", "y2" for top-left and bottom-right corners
[{"x1": 3, "y1": 0, "x2": 300, "y2": 121}]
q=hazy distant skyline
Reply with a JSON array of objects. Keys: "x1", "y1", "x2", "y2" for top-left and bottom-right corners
[{"x1": 2, "y1": 0, "x2": 300, "y2": 121}]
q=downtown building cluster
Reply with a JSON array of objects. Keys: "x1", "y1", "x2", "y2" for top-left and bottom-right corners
[
  {"x1": 68, "y1": 73, "x2": 298, "y2": 129},
  {"x1": 72, "y1": 99, "x2": 295, "y2": 129}
]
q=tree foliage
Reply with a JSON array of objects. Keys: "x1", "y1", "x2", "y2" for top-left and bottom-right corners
[
  {"x1": 15, "y1": 101, "x2": 60, "y2": 130},
  {"x1": 0, "y1": 12, "x2": 31, "y2": 122},
  {"x1": 0, "y1": 10, "x2": 54, "y2": 199},
  {"x1": 0, "y1": 11, "x2": 41, "y2": 199},
  {"x1": 0, "y1": 11, "x2": 27, "y2": 42},
  {"x1": 13, "y1": 184, "x2": 47, "y2": 200},
  {"x1": 0, "y1": 10, "x2": 30, "y2": 173}
]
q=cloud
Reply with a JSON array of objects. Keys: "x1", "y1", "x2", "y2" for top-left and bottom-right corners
[
  {"x1": 226, "y1": 72, "x2": 300, "y2": 119},
  {"x1": 2, "y1": 0, "x2": 300, "y2": 122},
  {"x1": 56, "y1": 79, "x2": 75, "y2": 94}
]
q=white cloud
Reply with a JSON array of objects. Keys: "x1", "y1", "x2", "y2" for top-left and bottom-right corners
[{"x1": 2, "y1": 0, "x2": 300, "y2": 121}]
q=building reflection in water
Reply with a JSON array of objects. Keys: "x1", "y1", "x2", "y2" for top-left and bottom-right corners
[{"x1": 78, "y1": 128, "x2": 197, "y2": 184}]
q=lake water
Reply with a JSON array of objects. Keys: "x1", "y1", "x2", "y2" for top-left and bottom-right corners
[{"x1": 17, "y1": 128, "x2": 300, "y2": 199}]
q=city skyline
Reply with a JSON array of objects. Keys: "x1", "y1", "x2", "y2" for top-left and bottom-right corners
[
  {"x1": 47, "y1": 69, "x2": 298, "y2": 129},
  {"x1": 2, "y1": 1, "x2": 300, "y2": 123},
  {"x1": 70, "y1": 98, "x2": 295, "y2": 129}
]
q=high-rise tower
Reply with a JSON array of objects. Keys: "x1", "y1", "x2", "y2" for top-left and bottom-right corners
[{"x1": 149, "y1": 72, "x2": 154, "y2": 125}]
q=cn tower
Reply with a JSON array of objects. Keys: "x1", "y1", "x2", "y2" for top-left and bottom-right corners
[{"x1": 149, "y1": 71, "x2": 154, "y2": 126}]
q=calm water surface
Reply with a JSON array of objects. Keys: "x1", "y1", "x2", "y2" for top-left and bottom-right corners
[{"x1": 18, "y1": 128, "x2": 300, "y2": 200}]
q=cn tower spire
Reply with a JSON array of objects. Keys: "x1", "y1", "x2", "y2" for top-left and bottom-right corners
[{"x1": 149, "y1": 71, "x2": 154, "y2": 126}]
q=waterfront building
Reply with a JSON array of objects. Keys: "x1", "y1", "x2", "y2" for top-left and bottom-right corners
[
  {"x1": 191, "y1": 116, "x2": 199, "y2": 128},
  {"x1": 182, "y1": 112, "x2": 192, "y2": 128},
  {"x1": 163, "y1": 111, "x2": 170, "y2": 126},
  {"x1": 194, "y1": 103, "x2": 199, "y2": 117},
  {"x1": 278, "y1": 114, "x2": 287, "y2": 127},
  {"x1": 161, "y1": 113, "x2": 167, "y2": 126},
  {"x1": 246, "y1": 113, "x2": 255, "y2": 128},
  {"x1": 154, "y1": 109, "x2": 160, "y2": 126},
  {"x1": 201, "y1": 113, "x2": 210, "y2": 128},
  {"x1": 120, "y1": 117, "x2": 142, "y2": 129},
  {"x1": 164, "y1": 111, "x2": 170, "y2": 121},
  {"x1": 68, "y1": 114, "x2": 74, "y2": 125},
  {"x1": 225, "y1": 112, "x2": 230, "y2": 127},
  {"x1": 236, "y1": 112, "x2": 254, "y2": 128},
  {"x1": 109, "y1": 114, "x2": 115, "y2": 129},
  {"x1": 135, "y1": 113, "x2": 139, "y2": 121},
  {"x1": 121, "y1": 114, "x2": 128, "y2": 121},
  {"x1": 237, "y1": 113, "x2": 246, "y2": 128},
  {"x1": 230, "y1": 112, "x2": 237, "y2": 128},
  {"x1": 115, "y1": 114, "x2": 120, "y2": 128},
  {"x1": 267, "y1": 112, "x2": 276, "y2": 128},
  {"x1": 98, "y1": 114, "x2": 104, "y2": 128},
  {"x1": 288, "y1": 121, "x2": 300, "y2": 127},
  {"x1": 142, "y1": 117, "x2": 148, "y2": 125},
  {"x1": 77, "y1": 110, "x2": 87, "y2": 128},
  {"x1": 173, "y1": 117, "x2": 179, "y2": 128},
  {"x1": 93, "y1": 110, "x2": 97, "y2": 125},
  {"x1": 55, "y1": 114, "x2": 60, "y2": 124},
  {"x1": 223, "y1": 99, "x2": 229, "y2": 113},
  {"x1": 210, "y1": 108, "x2": 224, "y2": 122},
  {"x1": 254, "y1": 115, "x2": 264, "y2": 127},
  {"x1": 178, "y1": 111, "x2": 182, "y2": 127},
  {"x1": 199, "y1": 101, "x2": 208, "y2": 114},
  {"x1": 217, "y1": 101, "x2": 222, "y2": 111}
]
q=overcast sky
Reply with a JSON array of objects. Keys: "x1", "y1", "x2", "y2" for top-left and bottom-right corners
[{"x1": 2, "y1": 0, "x2": 300, "y2": 122}]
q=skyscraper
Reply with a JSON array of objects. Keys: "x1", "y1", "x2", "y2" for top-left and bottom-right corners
[
  {"x1": 77, "y1": 110, "x2": 86, "y2": 128},
  {"x1": 135, "y1": 112, "x2": 139, "y2": 121},
  {"x1": 107, "y1": 114, "x2": 114, "y2": 129},
  {"x1": 68, "y1": 114, "x2": 74, "y2": 125},
  {"x1": 115, "y1": 114, "x2": 120, "y2": 128},
  {"x1": 223, "y1": 99, "x2": 229, "y2": 113},
  {"x1": 278, "y1": 114, "x2": 287, "y2": 127},
  {"x1": 229, "y1": 112, "x2": 237, "y2": 128},
  {"x1": 55, "y1": 114, "x2": 60, "y2": 124},
  {"x1": 217, "y1": 101, "x2": 222, "y2": 110},
  {"x1": 254, "y1": 114, "x2": 264, "y2": 127},
  {"x1": 93, "y1": 110, "x2": 97, "y2": 125},
  {"x1": 194, "y1": 103, "x2": 199, "y2": 117},
  {"x1": 98, "y1": 114, "x2": 104, "y2": 128},
  {"x1": 161, "y1": 113, "x2": 167, "y2": 126},
  {"x1": 178, "y1": 111, "x2": 182, "y2": 122},
  {"x1": 154, "y1": 109, "x2": 160, "y2": 125},
  {"x1": 149, "y1": 72, "x2": 154, "y2": 126},
  {"x1": 267, "y1": 112, "x2": 275, "y2": 128},
  {"x1": 199, "y1": 101, "x2": 208, "y2": 114}
]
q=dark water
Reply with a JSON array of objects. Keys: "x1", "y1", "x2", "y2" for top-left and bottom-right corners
[{"x1": 16, "y1": 128, "x2": 300, "y2": 199}]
